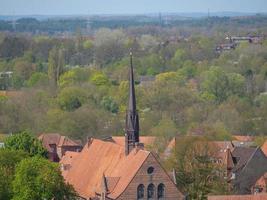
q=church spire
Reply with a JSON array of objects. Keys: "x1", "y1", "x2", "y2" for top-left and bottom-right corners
[{"x1": 125, "y1": 51, "x2": 139, "y2": 156}]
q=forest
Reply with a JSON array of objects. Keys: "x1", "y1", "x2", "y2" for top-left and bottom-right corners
[{"x1": 0, "y1": 14, "x2": 267, "y2": 144}]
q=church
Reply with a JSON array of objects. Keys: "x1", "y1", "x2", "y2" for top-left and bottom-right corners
[{"x1": 60, "y1": 53, "x2": 184, "y2": 200}]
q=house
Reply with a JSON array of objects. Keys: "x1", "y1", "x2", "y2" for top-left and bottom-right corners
[
  {"x1": 252, "y1": 172, "x2": 267, "y2": 194},
  {"x1": 60, "y1": 53, "x2": 184, "y2": 200},
  {"x1": 38, "y1": 133, "x2": 82, "y2": 162},
  {"x1": 229, "y1": 147, "x2": 267, "y2": 194}
]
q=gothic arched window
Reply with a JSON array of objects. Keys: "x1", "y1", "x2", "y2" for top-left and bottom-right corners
[
  {"x1": 147, "y1": 184, "x2": 155, "y2": 199},
  {"x1": 157, "y1": 183, "x2": 165, "y2": 199},
  {"x1": 137, "y1": 184, "x2": 144, "y2": 199}
]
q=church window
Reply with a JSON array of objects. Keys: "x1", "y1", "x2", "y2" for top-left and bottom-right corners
[
  {"x1": 157, "y1": 183, "x2": 165, "y2": 199},
  {"x1": 147, "y1": 184, "x2": 155, "y2": 199},
  {"x1": 137, "y1": 184, "x2": 144, "y2": 199}
]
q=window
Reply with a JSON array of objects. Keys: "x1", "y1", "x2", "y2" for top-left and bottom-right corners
[
  {"x1": 137, "y1": 184, "x2": 144, "y2": 199},
  {"x1": 147, "y1": 166, "x2": 154, "y2": 174},
  {"x1": 147, "y1": 184, "x2": 155, "y2": 199},
  {"x1": 157, "y1": 183, "x2": 165, "y2": 199}
]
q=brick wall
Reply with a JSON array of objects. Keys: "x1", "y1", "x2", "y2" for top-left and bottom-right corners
[{"x1": 117, "y1": 153, "x2": 183, "y2": 200}]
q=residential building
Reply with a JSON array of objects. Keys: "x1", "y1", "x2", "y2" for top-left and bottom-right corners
[{"x1": 38, "y1": 133, "x2": 82, "y2": 162}]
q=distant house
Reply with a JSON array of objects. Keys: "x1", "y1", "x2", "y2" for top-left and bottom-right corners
[
  {"x1": 216, "y1": 43, "x2": 236, "y2": 53},
  {"x1": 38, "y1": 133, "x2": 82, "y2": 162},
  {"x1": 228, "y1": 147, "x2": 267, "y2": 194},
  {"x1": 0, "y1": 142, "x2": 4, "y2": 148},
  {"x1": 232, "y1": 135, "x2": 255, "y2": 147}
]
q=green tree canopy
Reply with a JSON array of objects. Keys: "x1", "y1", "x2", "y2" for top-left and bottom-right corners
[
  {"x1": 57, "y1": 86, "x2": 87, "y2": 111},
  {"x1": 12, "y1": 156, "x2": 76, "y2": 200},
  {"x1": 0, "y1": 149, "x2": 28, "y2": 200},
  {"x1": 4, "y1": 131, "x2": 47, "y2": 157}
]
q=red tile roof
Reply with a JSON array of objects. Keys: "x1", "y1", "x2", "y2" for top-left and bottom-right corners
[
  {"x1": 208, "y1": 194, "x2": 267, "y2": 200},
  {"x1": 38, "y1": 133, "x2": 81, "y2": 152},
  {"x1": 61, "y1": 138, "x2": 151, "y2": 199},
  {"x1": 233, "y1": 135, "x2": 254, "y2": 142},
  {"x1": 111, "y1": 136, "x2": 156, "y2": 147},
  {"x1": 261, "y1": 141, "x2": 267, "y2": 156}
]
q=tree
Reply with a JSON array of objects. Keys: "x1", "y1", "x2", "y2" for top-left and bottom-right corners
[
  {"x1": 48, "y1": 47, "x2": 65, "y2": 87},
  {"x1": 59, "y1": 68, "x2": 90, "y2": 88},
  {"x1": 166, "y1": 137, "x2": 230, "y2": 199},
  {"x1": 57, "y1": 87, "x2": 87, "y2": 111},
  {"x1": 12, "y1": 156, "x2": 76, "y2": 200},
  {"x1": 27, "y1": 72, "x2": 49, "y2": 87},
  {"x1": 90, "y1": 71, "x2": 110, "y2": 86},
  {"x1": 0, "y1": 149, "x2": 28, "y2": 200},
  {"x1": 4, "y1": 131, "x2": 47, "y2": 157},
  {"x1": 100, "y1": 96, "x2": 119, "y2": 113},
  {"x1": 94, "y1": 28, "x2": 126, "y2": 66},
  {"x1": 201, "y1": 66, "x2": 229, "y2": 103}
]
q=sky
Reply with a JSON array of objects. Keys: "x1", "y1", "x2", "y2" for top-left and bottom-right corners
[{"x1": 0, "y1": 0, "x2": 267, "y2": 15}]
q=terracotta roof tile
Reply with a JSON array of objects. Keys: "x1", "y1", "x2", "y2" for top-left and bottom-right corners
[
  {"x1": 38, "y1": 133, "x2": 82, "y2": 152},
  {"x1": 261, "y1": 141, "x2": 267, "y2": 156},
  {"x1": 208, "y1": 194, "x2": 267, "y2": 200},
  {"x1": 111, "y1": 136, "x2": 156, "y2": 147},
  {"x1": 61, "y1": 139, "x2": 150, "y2": 199},
  {"x1": 233, "y1": 135, "x2": 254, "y2": 142},
  {"x1": 38, "y1": 133, "x2": 61, "y2": 152}
]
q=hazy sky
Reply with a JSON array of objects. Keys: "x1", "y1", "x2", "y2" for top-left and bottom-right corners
[{"x1": 0, "y1": 0, "x2": 267, "y2": 15}]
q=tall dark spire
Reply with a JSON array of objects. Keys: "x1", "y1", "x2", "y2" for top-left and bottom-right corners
[
  {"x1": 125, "y1": 52, "x2": 139, "y2": 155},
  {"x1": 128, "y1": 52, "x2": 136, "y2": 112}
]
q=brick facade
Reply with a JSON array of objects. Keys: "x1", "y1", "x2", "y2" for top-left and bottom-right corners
[{"x1": 117, "y1": 153, "x2": 183, "y2": 200}]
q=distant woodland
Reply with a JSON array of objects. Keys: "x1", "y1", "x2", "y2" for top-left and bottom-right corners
[{"x1": 1, "y1": 15, "x2": 267, "y2": 142}]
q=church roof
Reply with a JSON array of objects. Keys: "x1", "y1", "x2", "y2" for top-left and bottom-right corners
[
  {"x1": 111, "y1": 136, "x2": 156, "y2": 147},
  {"x1": 61, "y1": 138, "x2": 150, "y2": 199}
]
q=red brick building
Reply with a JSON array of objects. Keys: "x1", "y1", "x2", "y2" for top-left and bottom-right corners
[{"x1": 38, "y1": 133, "x2": 82, "y2": 162}]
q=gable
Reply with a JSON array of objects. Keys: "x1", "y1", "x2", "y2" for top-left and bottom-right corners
[
  {"x1": 233, "y1": 148, "x2": 267, "y2": 194},
  {"x1": 116, "y1": 153, "x2": 183, "y2": 200}
]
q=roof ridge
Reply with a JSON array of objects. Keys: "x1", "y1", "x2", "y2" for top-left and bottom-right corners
[{"x1": 240, "y1": 147, "x2": 259, "y2": 171}]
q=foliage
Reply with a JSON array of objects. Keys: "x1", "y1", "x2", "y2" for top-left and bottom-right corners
[
  {"x1": 166, "y1": 137, "x2": 230, "y2": 199},
  {"x1": 12, "y1": 156, "x2": 76, "y2": 200},
  {"x1": 57, "y1": 86, "x2": 87, "y2": 111},
  {"x1": 100, "y1": 96, "x2": 119, "y2": 113},
  {"x1": 90, "y1": 71, "x2": 110, "y2": 86},
  {"x1": 4, "y1": 131, "x2": 47, "y2": 157},
  {"x1": 0, "y1": 149, "x2": 28, "y2": 200},
  {"x1": 27, "y1": 72, "x2": 49, "y2": 87}
]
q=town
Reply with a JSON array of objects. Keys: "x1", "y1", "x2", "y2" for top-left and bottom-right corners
[{"x1": 1, "y1": 1, "x2": 267, "y2": 200}]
